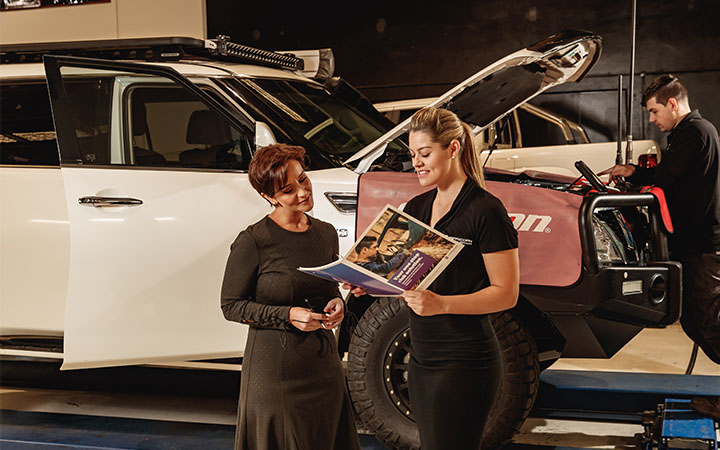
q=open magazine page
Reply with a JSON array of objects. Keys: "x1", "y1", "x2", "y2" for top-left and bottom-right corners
[{"x1": 299, "y1": 205, "x2": 463, "y2": 296}]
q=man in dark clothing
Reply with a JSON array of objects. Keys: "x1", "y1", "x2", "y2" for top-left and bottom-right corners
[
  {"x1": 601, "y1": 74, "x2": 720, "y2": 364},
  {"x1": 354, "y1": 236, "x2": 409, "y2": 275}
]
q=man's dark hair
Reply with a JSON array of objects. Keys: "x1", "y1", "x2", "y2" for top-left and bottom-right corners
[
  {"x1": 355, "y1": 236, "x2": 377, "y2": 254},
  {"x1": 641, "y1": 74, "x2": 689, "y2": 107}
]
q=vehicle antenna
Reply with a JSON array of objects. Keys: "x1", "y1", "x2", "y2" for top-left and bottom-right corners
[
  {"x1": 616, "y1": 74, "x2": 623, "y2": 165},
  {"x1": 625, "y1": 0, "x2": 637, "y2": 164}
]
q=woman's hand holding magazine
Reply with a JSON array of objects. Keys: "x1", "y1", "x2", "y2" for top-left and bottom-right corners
[
  {"x1": 344, "y1": 280, "x2": 445, "y2": 317},
  {"x1": 342, "y1": 282, "x2": 368, "y2": 297},
  {"x1": 401, "y1": 289, "x2": 446, "y2": 316},
  {"x1": 300, "y1": 205, "x2": 463, "y2": 297}
]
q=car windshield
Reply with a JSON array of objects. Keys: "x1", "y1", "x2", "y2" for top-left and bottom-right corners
[{"x1": 221, "y1": 77, "x2": 411, "y2": 170}]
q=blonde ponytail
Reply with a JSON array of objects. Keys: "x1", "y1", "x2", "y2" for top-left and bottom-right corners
[
  {"x1": 409, "y1": 107, "x2": 485, "y2": 188},
  {"x1": 459, "y1": 121, "x2": 485, "y2": 188}
]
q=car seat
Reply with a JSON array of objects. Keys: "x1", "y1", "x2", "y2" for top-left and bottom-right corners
[
  {"x1": 180, "y1": 109, "x2": 232, "y2": 168},
  {"x1": 180, "y1": 109, "x2": 251, "y2": 170},
  {"x1": 131, "y1": 101, "x2": 167, "y2": 166}
]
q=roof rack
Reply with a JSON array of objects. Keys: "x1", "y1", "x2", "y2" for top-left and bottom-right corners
[{"x1": 0, "y1": 35, "x2": 305, "y2": 71}]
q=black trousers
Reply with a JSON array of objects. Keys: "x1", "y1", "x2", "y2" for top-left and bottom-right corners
[{"x1": 679, "y1": 253, "x2": 720, "y2": 365}]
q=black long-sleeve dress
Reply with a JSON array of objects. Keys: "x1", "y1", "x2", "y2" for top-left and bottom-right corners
[
  {"x1": 221, "y1": 215, "x2": 360, "y2": 450},
  {"x1": 403, "y1": 178, "x2": 518, "y2": 450}
]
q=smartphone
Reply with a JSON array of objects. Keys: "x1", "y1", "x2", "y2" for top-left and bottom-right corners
[{"x1": 304, "y1": 298, "x2": 331, "y2": 316}]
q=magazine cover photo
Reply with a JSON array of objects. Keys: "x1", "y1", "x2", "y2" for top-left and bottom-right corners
[
  {"x1": 348, "y1": 208, "x2": 454, "y2": 284},
  {"x1": 298, "y1": 205, "x2": 462, "y2": 296}
]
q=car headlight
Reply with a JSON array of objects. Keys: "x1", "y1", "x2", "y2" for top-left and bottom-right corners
[
  {"x1": 324, "y1": 192, "x2": 357, "y2": 214},
  {"x1": 592, "y1": 216, "x2": 627, "y2": 267},
  {"x1": 2, "y1": 0, "x2": 41, "y2": 10}
]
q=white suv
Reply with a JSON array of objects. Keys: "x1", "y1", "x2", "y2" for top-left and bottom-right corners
[
  {"x1": 2, "y1": 32, "x2": 605, "y2": 371},
  {"x1": 375, "y1": 98, "x2": 660, "y2": 177}
]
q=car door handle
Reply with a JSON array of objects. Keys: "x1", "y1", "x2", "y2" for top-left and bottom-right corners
[{"x1": 78, "y1": 196, "x2": 143, "y2": 207}]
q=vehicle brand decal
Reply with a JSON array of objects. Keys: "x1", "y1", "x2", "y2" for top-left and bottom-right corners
[{"x1": 509, "y1": 213, "x2": 552, "y2": 233}]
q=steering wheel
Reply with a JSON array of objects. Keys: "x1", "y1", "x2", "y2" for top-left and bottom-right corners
[{"x1": 574, "y1": 160, "x2": 607, "y2": 192}]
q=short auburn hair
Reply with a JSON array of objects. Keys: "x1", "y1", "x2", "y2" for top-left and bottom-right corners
[{"x1": 248, "y1": 144, "x2": 307, "y2": 198}]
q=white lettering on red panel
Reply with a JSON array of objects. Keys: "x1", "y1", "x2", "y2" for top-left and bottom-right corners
[{"x1": 508, "y1": 213, "x2": 552, "y2": 233}]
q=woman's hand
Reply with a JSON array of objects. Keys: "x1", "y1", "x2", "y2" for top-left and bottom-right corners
[
  {"x1": 322, "y1": 297, "x2": 344, "y2": 329},
  {"x1": 289, "y1": 307, "x2": 327, "y2": 332},
  {"x1": 401, "y1": 290, "x2": 446, "y2": 316},
  {"x1": 342, "y1": 282, "x2": 367, "y2": 297}
]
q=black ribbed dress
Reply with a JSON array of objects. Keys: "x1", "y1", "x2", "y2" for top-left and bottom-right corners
[{"x1": 220, "y1": 215, "x2": 360, "y2": 450}]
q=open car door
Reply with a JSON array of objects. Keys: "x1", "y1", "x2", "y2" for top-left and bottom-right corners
[{"x1": 44, "y1": 55, "x2": 263, "y2": 369}]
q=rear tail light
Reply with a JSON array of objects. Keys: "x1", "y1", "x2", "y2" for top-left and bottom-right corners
[{"x1": 638, "y1": 154, "x2": 658, "y2": 168}]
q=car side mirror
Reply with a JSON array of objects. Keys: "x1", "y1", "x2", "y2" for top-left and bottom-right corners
[{"x1": 255, "y1": 121, "x2": 277, "y2": 148}]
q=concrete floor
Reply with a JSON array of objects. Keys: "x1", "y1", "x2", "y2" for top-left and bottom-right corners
[
  {"x1": 1, "y1": 322, "x2": 717, "y2": 449},
  {"x1": 512, "y1": 322, "x2": 718, "y2": 448},
  {"x1": 551, "y1": 322, "x2": 718, "y2": 375}
]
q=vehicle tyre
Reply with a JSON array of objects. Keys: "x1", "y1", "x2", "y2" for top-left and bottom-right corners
[
  {"x1": 482, "y1": 310, "x2": 540, "y2": 449},
  {"x1": 347, "y1": 297, "x2": 539, "y2": 450}
]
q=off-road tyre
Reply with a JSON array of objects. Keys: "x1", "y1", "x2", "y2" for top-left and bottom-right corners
[
  {"x1": 347, "y1": 297, "x2": 540, "y2": 450},
  {"x1": 482, "y1": 310, "x2": 540, "y2": 449}
]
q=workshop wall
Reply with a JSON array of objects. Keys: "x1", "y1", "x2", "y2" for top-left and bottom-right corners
[
  {"x1": 0, "y1": 0, "x2": 206, "y2": 44},
  {"x1": 208, "y1": 0, "x2": 720, "y2": 145}
]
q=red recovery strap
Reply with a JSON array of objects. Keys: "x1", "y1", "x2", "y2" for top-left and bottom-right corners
[{"x1": 641, "y1": 186, "x2": 674, "y2": 233}]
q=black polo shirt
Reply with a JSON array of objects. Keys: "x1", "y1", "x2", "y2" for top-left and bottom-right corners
[
  {"x1": 403, "y1": 178, "x2": 518, "y2": 343},
  {"x1": 629, "y1": 110, "x2": 720, "y2": 258}
]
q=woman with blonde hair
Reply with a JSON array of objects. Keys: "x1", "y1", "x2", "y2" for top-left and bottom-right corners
[
  {"x1": 352, "y1": 107, "x2": 519, "y2": 449},
  {"x1": 402, "y1": 107, "x2": 519, "y2": 449}
]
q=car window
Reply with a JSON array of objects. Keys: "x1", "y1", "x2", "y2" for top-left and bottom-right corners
[
  {"x1": 127, "y1": 85, "x2": 253, "y2": 170},
  {"x1": 55, "y1": 69, "x2": 253, "y2": 170},
  {"x1": 517, "y1": 107, "x2": 570, "y2": 147},
  {"x1": 63, "y1": 77, "x2": 114, "y2": 164},
  {"x1": 0, "y1": 82, "x2": 59, "y2": 166},
  {"x1": 475, "y1": 115, "x2": 516, "y2": 151},
  {"x1": 227, "y1": 78, "x2": 408, "y2": 170}
]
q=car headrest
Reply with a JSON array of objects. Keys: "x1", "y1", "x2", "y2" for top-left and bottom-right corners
[
  {"x1": 131, "y1": 101, "x2": 148, "y2": 136},
  {"x1": 186, "y1": 110, "x2": 231, "y2": 145}
]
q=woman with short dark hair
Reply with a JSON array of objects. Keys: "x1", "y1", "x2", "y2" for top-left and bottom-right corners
[{"x1": 221, "y1": 143, "x2": 360, "y2": 450}]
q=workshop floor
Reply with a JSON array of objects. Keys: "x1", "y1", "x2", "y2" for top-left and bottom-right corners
[
  {"x1": 513, "y1": 322, "x2": 718, "y2": 448},
  {"x1": 1, "y1": 323, "x2": 717, "y2": 449},
  {"x1": 552, "y1": 322, "x2": 717, "y2": 375}
]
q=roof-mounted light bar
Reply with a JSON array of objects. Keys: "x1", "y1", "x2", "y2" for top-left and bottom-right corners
[
  {"x1": 207, "y1": 35, "x2": 303, "y2": 71},
  {"x1": 0, "y1": 35, "x2": 304, "y2": 71}
]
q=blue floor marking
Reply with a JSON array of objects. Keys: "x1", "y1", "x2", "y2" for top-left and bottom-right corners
[{"x1": 0, "y1": 410, "x2": 389, "y2": 450}]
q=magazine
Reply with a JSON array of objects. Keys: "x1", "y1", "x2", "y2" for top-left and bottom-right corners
[{"x1": 298, "y1": 205, "x2": 463, "y2": 296}]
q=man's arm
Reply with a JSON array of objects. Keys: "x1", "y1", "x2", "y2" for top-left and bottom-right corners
[
  {"x1": 601, "y1": 131, "x2": 704, "y2": 189},
  {"x1": 599, "y1": 164, "x2": 638, "y2": 181},
  {"x1": 637, "y1": 131, "x2": 704, "y2": 190},
  {"x1": 359, "y1": 251, "x2": 408, "y2": 274},
  {"x1": 599, "y1": 161, "x2": 660, "y2": 187}
]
